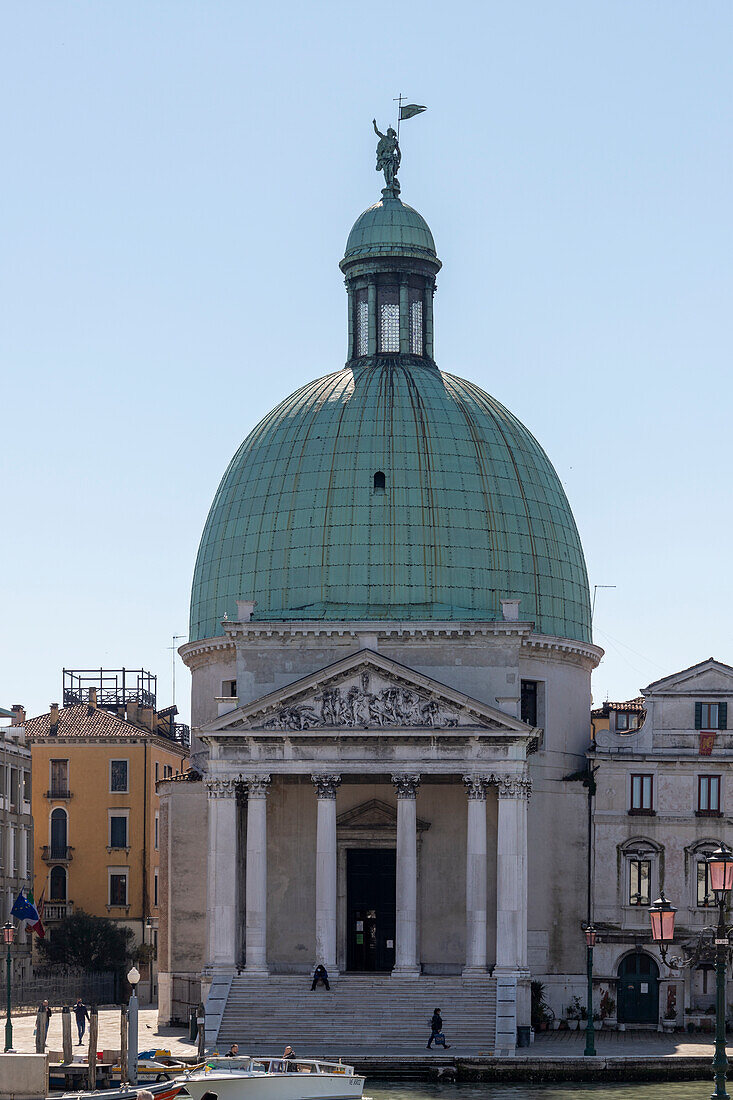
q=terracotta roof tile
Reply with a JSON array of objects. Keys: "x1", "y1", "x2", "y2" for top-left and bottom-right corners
[
  {"x1": 591, "y1": 697, "x2": 646, "y2": 718},
  {"x1": 26, "y1": 705, "x2": 168, "y2": 742}
]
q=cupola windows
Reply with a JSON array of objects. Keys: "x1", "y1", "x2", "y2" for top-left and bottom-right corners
[
  {"x1": 378, "y1": 286, "x2": 400, "y2": 352},
  {"x1": 409, "y1": 289, "x2": 423, "y2": 355},
  {"x1": 355, "y1": 289, "x2": 369, "y2": 357}
]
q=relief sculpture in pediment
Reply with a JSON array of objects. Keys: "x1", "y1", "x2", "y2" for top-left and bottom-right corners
[{"x1": 261, "y1": 670, "x2": 459, "y2": 731}]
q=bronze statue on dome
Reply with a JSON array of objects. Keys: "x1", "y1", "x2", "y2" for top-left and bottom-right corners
[{"x1": 373, "y1": 119, "x2": 401, "y2": 196}]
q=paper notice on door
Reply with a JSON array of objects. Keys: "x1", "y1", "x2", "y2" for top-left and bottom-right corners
[
  {"x1": 640, "y1": 983, "x2": 648, "y2": 993},
  {"x1": 387, "y1": 939, "x2": 394, "y2": 948},
  {"x1": 356, "y1": 934, "x2": 364, "y2": 944},
  {"x1": 356, "y1": 921, "x2": 363, "y2": 931}
]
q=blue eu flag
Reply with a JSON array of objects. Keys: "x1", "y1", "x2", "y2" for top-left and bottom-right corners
[{"x1": 10, "y1": 890, "x2": 39, "y2": 923}]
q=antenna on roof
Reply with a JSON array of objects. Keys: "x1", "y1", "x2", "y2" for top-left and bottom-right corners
[
  {"x1": 591, "y1": 585, "x2": 616, "y2": 624},
  {"x1": 169, "y1": 635, "x2": 185, "y2": 707}
]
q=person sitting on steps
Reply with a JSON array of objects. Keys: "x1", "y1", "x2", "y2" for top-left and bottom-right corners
[{"x1": 311, "y1": 963, "x2": 331, "y2": 990}]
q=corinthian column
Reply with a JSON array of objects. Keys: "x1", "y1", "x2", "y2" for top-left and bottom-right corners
[
  {"x1": 244, "y1": 775, "x2": 271, "y2": 975},
  {"x1": 392, "y1": 774, "x2": 420, "y2": 977},
  {"x1": 312, "y1": 774, "x2": 341, "y2": 975},
  {"x1": 463, "y1": 775, "x2": 491, "y2": 975},
  {"x1": 205, "y1": 777, "x2": 239, "y2": 971},
  {"x1": 495, "y1": 774, "x2": 531, "y2": 972}
]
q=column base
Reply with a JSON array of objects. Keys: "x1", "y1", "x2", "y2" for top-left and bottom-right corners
[
  {"x1": 243, "y1": 965, "x2": 270, "y2": 977},
  {"x1": 462, "y1": 965, "x2": 489, "y2": 978},
  {"x1": 391, "y1": 966, "x2": 421, "y2": 979}
]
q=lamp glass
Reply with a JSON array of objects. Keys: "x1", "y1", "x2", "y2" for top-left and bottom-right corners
[
  {"x1": 707, "y1": 845, "x2": 733, "y2": 895},
  {"x1": 585, "y1": 926, "x2": 597, "y2": 947},
  {"x1": 3, "y1": 923, "x2": 14, "y2": 946},
  {"x1": 127, "y1": 966, "x2": 140, "y2": 985},
  {"x1": 649, "y1": 896, "x2": 676, "y2": 944}
]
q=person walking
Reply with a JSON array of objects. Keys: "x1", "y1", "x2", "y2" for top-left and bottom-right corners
[
  {"x1": 311, "y1": 964, "x2": 330, "y2": 991},
  {"x1": 427, "y1": 1007, "x2": 451, "y2": 1049},
  {"x1": 73, "y1": 998, "x2": 90, "y2": 1045},
  {"x1": 36, "y1": 1000, "x2": 52, "y2": 1049}
]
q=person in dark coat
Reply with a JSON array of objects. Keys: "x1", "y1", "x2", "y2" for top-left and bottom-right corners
[
  {"x1": 427, "y1": 1007, "x2": 451, "y2": 1049},
  {"x1": 283, "y1": 1046, "x2": 298, "y2": 1071},
  {"x1": 73, "y1": 998, "x2": 90, "y2": 1044},
  {"x1": 311, "y1": 964, "x2": 330, "y2": 991}
]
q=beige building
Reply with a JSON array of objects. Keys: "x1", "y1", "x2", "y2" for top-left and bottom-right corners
[{"x1": 591, "y1": 658, "x2": 733, "y2": 1029}]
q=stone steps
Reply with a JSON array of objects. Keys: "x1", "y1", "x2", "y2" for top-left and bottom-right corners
[{"x1": 216, "y1": 976, "x2": 496, "y2": 1051}]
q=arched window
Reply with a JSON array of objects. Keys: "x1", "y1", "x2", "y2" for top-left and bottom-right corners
[
  {"x1": 50, "y1": 865, "x2": 66, "y2": 901},
  {"x1": 378, "y1": 286, "x2": 399, "y2": 353},
  {"x1": 373, "y1": 471, "x2": 386, "y2": 492},
  {"x1": 50, "y1": 808, "x2": 67, "y2": 859}
]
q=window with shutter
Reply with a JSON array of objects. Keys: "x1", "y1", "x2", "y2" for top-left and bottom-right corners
[
  {"x1": 695, "y1": 702, "x2": 703, "y2": 729},
  {"x1": 719, "y1": 703, "x2": 728, "y2": 730}
]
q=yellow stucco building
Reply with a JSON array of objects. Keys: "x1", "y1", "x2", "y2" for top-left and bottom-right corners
[{"x1": 26, "y1": 677, "x2": 188, "y2": 1000}]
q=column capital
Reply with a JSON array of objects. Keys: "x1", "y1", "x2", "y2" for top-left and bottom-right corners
[
  {"x1": 496, "y1": 775, "x2": 532, "y2": 801},
  {"x1": 463, "y1": 774, "x2": 493, "y2": 800},
  {"x1": 392, "y1": 774, "x2": 420, "y2": 799},
  {"x1": 311, "y1": 774, "x2": 341, "y2": 800},
  {"x1": 242, "y1": 775, "x2": 271, "y2": 799},
  {"x1": 205, "y1": 777, "x2": 238, "y2": 799}
]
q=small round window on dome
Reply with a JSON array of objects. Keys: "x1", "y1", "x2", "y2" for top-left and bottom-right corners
[{"x1": 373, "y1": 471, "x2": 386, "y2": 492}]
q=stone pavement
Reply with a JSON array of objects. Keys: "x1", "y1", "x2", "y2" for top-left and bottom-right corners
[
  {"x1": 7, "y1": 1006, "x2": 733, "y2": 1062},
  {"x1": 8, "y1": 1005, "x2": 196, "y2": 1058}
]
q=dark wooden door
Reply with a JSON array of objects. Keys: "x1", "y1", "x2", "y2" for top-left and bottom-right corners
[
  {"x1": 617, "y1": 952, "x2": 660, "y2": 1023},
  {"x1": 346, "y1": 848, "x2": 396, "y2": 971}
]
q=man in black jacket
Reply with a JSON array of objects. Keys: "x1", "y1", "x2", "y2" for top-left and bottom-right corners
[
  {"x1": 311, "y1": 964, "x2": 330, "y2": 991},
  {"x1": 73, "y1": 998, "x2": 90, "y2": 1045}
]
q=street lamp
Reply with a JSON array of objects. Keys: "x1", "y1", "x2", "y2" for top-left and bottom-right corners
[
  {"x1": 127, "y1": 966, "x2": 141, "y2": 1086},
  {"x1": 3, "y1": 922, "x2": 15, "y2": 1052},
  {"x1": 584, "y1": 924, "x2": 597, "y2": 1057},
  {"x1": 649, "y1": 892, "x2": 677, "y2": 964},
  {"x1": 706, "y1": 844, "x2": 733, "y2": 1100}
]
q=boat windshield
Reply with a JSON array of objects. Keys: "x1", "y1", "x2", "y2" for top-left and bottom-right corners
[{"x1": 201, "y1": 1057, "x2": 354, "y2": 1076}]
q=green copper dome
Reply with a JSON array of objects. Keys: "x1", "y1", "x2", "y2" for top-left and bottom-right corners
[
  {"x1": 343, "y1": 196, "x2": 439, "y2": 265},
  {"x1": 189, "y1": 362, "x2": 591, "y2": 642}
]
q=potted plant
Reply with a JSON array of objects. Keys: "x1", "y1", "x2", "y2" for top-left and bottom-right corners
[
  {"x1": 531, "y1": 980, "x2": 553, "y2": 1032},
  {"x1": 663, "y1": 1009, "x2": 676, "y2": 1033},
  {"x1": 579, "y1": 1003, "x2": 588, "y2": 1031},
  {"x1": 566, "y1": 996, "x2": 582, "y2": 1031}
]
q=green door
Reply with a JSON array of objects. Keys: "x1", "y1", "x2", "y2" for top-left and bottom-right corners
[{"x1": 617, "y1": 953, "x2": 660, "y2": 1023}]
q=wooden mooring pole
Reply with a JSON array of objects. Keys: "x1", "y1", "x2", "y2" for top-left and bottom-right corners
[
  {"x1": 87, "y1": 1007, "x2": 98, "y2": 1091},
  {"x1": 62, "y1": 1006, "x2": 72, "y2": 1064},
  {"x1": 120, "y1": 1006, "x2": 128, "y2": 1084}
]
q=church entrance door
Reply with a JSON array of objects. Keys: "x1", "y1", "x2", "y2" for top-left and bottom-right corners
[{"x1": 346, "y1": 848, "x2": 396, "y2": 971}]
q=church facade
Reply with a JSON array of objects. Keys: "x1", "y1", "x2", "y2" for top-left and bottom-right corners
[{"x1": 158, "y1": 143, "x2": 602, "y2": 1052}]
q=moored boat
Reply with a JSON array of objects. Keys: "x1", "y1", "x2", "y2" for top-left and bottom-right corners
[{"x1": 183, "y1": 1056, "x2": 365, "y2": 1100}]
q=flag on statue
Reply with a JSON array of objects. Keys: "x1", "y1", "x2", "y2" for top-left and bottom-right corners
[
  {"x1": 399, "y1": 103, "x2": 427, "y2": 120},
  {"x1": 10, "y1": 889, "x2": 39, "y2": 924}
]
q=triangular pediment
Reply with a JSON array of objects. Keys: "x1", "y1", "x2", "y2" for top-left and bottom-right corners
[
  {"x1": 201, "y1": 649, "x2": 535, "y2": 736},
  {"x1": 337, "y1": 798, "x2": 430, "y2": 832},
  {"x1": 644, "y1": 658, "x2": 733, "y2": 696}
]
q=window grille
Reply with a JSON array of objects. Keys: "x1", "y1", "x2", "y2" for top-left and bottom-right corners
[
  {"x1": 110, "y1": 760, "x2": 128, "y2": 793},
  {"x1": 409, "y1": 292, "x2": 423, "y2": 355},
  {"x1": 355, "y1": 291, "x2": 368, "y2": 356},
  {"x1": 378, "y1": 287, "x2": 399, "y2": 352}
]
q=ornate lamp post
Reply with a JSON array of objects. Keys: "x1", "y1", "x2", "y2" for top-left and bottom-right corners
[
  {"x1": 3, "y1": 921, "x2": 15, "y2": 1052},
  {"x1": 706, "y1": 844, "x2": 733, "y2": 1100},
  {"x1": 584, "y1": 924, "x2": 597, "y2": 1057}
]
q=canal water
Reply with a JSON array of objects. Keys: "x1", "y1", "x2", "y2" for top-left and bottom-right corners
[{"x1": 370, "y1": 1082, "x2": 714, "y2": 1100}]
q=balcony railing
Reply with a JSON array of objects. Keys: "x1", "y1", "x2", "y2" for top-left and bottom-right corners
[
  {"x1": 43, "y1": 901, "x2": 73, "y2": 922},
  {"x1": 41, "y1": 846, "x2": 74, "y2": 863},
  {"x1": 45, "y1": 789, "x2": 72, "y2": 800}
]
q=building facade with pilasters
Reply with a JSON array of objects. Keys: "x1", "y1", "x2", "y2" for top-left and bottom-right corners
[{"x1": 158, "y1": 158, "x2": 601, "y2": 1050}]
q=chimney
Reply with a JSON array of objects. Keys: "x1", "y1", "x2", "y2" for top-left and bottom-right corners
[
  {"x1": 139, "y1": 706, "x2": 155, "y2": 732},
  {"x1": 87, "y1": 687, "x2": 98, "y2": 709},
  {"x1": 501, "y1": 598, "x2": 521, "y2": 622},
  {"x1": 49, "y1": 703, "x2": 60, "y2": 735},
  {"x1": 236, "y1": 600, "x2": 257, "y2": 623},
  {"x1": 11, "y1": 705, "x2": 25, "y2": 726},
  {"x1": 127, "y1": 700, "x2": 139, "y2": 726}
]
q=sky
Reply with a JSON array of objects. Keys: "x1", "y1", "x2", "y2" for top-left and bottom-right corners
[{"x1": 2, "y1": 1, "x2": 732, "y2": 725}]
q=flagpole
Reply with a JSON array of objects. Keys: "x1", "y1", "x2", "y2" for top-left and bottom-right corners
[{"x1": 395, "y1": 93, "x2": 403, "y2": 141}]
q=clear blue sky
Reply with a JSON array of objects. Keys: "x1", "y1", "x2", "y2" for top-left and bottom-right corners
[{"x1": 2, "y1": 1, "x2": 731, "y2": 724}]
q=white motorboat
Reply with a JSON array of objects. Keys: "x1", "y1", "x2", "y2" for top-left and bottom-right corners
[{"x1": 182, "y1": 1056, "x2": 365, "y2": 1100}]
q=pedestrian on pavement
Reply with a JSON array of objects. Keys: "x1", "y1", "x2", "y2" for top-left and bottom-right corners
[
  {"x1": 311, "y1": 964, "x2": 331, "y2": 991},
  {"x1": 427, "y1": 1007, "x2": 451, "y2": 1049},
  {"x1": 73, "y1": 998, "x2": 90, "y2": 1044}
]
